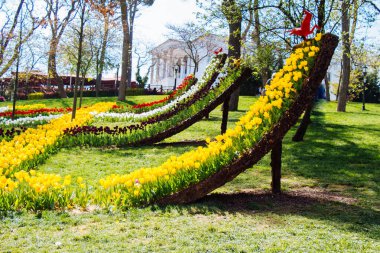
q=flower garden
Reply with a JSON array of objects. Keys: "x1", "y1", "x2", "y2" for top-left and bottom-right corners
[
  {"x1": 0, "y1": 34, "x2": 325, "y2": 211},
  {"x1": 1, "y1": 33, "x2": 379, "y2": 252}
]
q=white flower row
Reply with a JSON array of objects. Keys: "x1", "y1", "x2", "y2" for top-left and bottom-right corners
[
  {"x1": 0, "y1": 106, "x2": 9, "y2": 113},
  {"x1": 93, "y1": 55, "x2": 226, "y2": 123},
  {"x1": 0, "y1": 114, "x2": 63, "y2": 127}
]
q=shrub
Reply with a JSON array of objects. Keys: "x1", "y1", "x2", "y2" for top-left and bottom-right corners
[{"x1": 28, "y1": 92, "x2": 44, "y2": 100}]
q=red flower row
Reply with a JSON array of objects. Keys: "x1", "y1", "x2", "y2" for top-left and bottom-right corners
[
  {"x1": 0, "y1": 108, "x2": 72, "y2": 118},
  {"x1": 132, "y1": 75, "x2": 196, "y2": 109}
]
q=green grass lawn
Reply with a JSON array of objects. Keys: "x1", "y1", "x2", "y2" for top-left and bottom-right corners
[{"x1": 0, "y1": 96, "x2": 379, "y2": 252}]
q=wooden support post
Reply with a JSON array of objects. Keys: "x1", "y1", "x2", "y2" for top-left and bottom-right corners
[
  {"x1": 221, "y1": 96, "x2": 230, "y2": 134},
  {"x1": 292, "y1": 102, "x2": 314, "y2": 142},
  {"x1": 271, "y1": 140, "x2": 282, "y2": 194}
]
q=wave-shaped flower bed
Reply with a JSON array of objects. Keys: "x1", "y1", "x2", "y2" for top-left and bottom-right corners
[
  {"x1": 92, "y1": 54, "x2": 226, "y2": 123},
  {"x1": 113, "y1": 74, "x2": 197, "y2": 113},
  {"x1": 0, "y1": 114, "x2": 64, "y2": 128},
  {"x1": 0, "y1": 33, "x2": 339, "y2": 212},
  {"x1": 61, "y1": 61, "x2": 250, "y2": 147},
  {"x1": 0, "y1": 102, "x2": 115, "y2": 177}
]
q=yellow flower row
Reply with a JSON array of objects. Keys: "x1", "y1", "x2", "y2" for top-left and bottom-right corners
[
  {"x1": 8, "y1": 104, "x2": 47, "y2": 111},
  {"x1": 0, "y1": 102, "x2": 115, "y2": 176}
]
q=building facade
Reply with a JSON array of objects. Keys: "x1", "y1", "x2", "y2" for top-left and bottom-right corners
[{"x1": 149, "y1": 34, "x2": 227, "y2": 91}]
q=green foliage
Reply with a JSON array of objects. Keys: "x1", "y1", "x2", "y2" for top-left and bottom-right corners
[
  {"x1": 135, "y1": 68, "x2": 149, "y2": 88},
  {"x1": 350, "y1": 71, "x2": 380, "y2": 103}
]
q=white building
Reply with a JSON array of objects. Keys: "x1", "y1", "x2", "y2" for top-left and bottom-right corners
[{"x1": 149, "y1": 34, "x2": 227, "y2": 91}]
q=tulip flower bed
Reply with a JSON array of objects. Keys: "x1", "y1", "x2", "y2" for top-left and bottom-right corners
[
  {"x1": 0, "y1": 127, "x2": 27, "y2": 141},
  {"x1": 0, "y1": 113, "x2": 64, "y2": 128},
  {"x1": 61, "y1": 62, "x2": 248, "y2": 147},
  {"x1": 0, "y1": 107, "x2": 72, "y2": 119},
  {"x1": 93, "y1": 54, "x2": 226, "y2": 123},
  {"x1": 128, "y1": 74, "x2": 197, "y2": 112},
  {"x1": 0, "y1": 34, "x2": 325, "y2": 212},
  {"x1": 109, "y1": 75, "x2": 196, "y2": 114},
  {"x1": 0, "y1": 102, "x2": 115, "y2": 177},
  {"x1": 0, "y1": 104, "x2": 47, "y2": 113}
]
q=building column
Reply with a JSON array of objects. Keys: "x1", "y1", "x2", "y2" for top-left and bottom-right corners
[
  {"x1": 156, "y1": 58, "x2": 160, "y2": 82},
  {"x1": 150, "y1": 57, "x2": 155, "y2": 85},
  {"x1": 163, "y1": 59, "x2": 167, "y2": 79}
]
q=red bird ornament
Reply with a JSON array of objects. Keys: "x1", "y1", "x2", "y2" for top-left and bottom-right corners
[
  {"x1": 214, "y1": 48, "x2": 223, "y2": 55},
  {"x1": 289, "y1": 10, "x2": 320, "y2": 39}
]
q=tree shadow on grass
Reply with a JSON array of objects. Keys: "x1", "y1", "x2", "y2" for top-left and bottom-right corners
[
  {"x1": 203, "y1": 116, "x2": 240, "y2": 123},
  {"x1": 283, "y1": 109, "x2": 380, "y2": 205},
  {"x1": 156, "y1": 190, "x2": 380, "y2": 240}
]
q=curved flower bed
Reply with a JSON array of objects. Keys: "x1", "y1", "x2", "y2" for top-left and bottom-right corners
[
  {"x1": 0, "y1": 104, "x2": 47, "y2": 113},
  {"x1": 93, "y1": 54, "x2": 226, "y2": 123},
  {"x1": 61, "y1": 62, "x2": 248, "y2": 147},
  {"x1": 0, "y1": 114, "x2": 64, "y2": 127},
  {"x1": 0, "y1": 34, "x2": 334, "y2": 211},
  {"x1": 0, "y1": 102, "x2": 115, "y2": 177},
  {"x1": 110, "y1": 75, "x2": 197, "y2": 114},
  {"x1": 0, "y1": 108, "x2": 72, "y2": 118},
  {"x1": 132, "y1": 74, "x2": 197, "y2": 111}
]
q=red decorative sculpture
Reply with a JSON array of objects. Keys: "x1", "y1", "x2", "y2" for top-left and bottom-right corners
[
  {"x1": 289, "y1": 10, "x2": 320, "y2": 39},
  {"x1": 214, "y1": 48, "x2": 223, "y2": 55}
]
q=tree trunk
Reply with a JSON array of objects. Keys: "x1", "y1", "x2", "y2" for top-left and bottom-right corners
[
  {"x1": 48, "y1": 39, "x2": 67, "y2": 98},
  {"x1": 253, "y1": 0, "x2": 268, "y2": 90},
  {"x1": 127, "y1": 26, "x2": 133, "y2": 89},
  {"x1": 222, "y1": 0, "x2": 242, "y2": 111},
  {"x1": 72, "y1": 3, "x2": 85, "y2": 120},
  {"x1": 337, "y1": 0, "x2": 350, "y2": 112},
  {"x1": 119, "y1": 1, "x2": 129, "y2": 101},
  {"x1": 325, "y1": 74, "x2": 330, "y2": 101},
  {"x1": 292, "y1": 102, "x2": 313, "y2": 142},
  {"x1": 96, "y1": 14, "x2": 110, "y2": 97},
  {"x1": 336, "y1": 60, "x2": 343, "y2": 101},
  {"x1": 79, "y1": 77, "x2": 84, "y2": 108}
]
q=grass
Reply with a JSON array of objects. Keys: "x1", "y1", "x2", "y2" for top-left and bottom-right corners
[{"x1": 1, "y1": 96, "x2": 379, "y2": 252}]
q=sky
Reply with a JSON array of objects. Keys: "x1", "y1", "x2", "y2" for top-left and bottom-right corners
[
  {"x1": 127, "y1": 0, "x2": 200, "y2": 79},
  {"x1": 134, "y1": 0, "x2": 200, "y2": 45},
  {"x1": 105, "y1": 0, "x2": 201, "y2": 78}
]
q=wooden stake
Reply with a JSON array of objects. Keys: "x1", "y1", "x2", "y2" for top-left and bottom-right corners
[
  {"x1": 271, "y1": 140, "x2": 282, "y2": 194},
  {"x1": 221, "y1": 96, "x2": 230, "y2": 134}
]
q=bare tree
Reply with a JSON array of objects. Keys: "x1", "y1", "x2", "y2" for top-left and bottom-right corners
[
  {"x1": 167, "y1": 22, "x2": 222, "y2": 75},
  {"x1": 72, "y1": 0, "x2": 88, "y2": 120},
  {"x1": 134, "y1": 43, "x2": 153, "y2": 88},
  {"x1": 88, "y1": 0, "x2": 117, "y2": 97},
  {"x1": 45, "y1": 0, "x2": 78, "y2": 98},
  {"x1": 0, "y1": 0, "x2": 43, "y2": 77}
]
